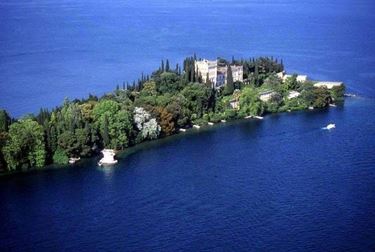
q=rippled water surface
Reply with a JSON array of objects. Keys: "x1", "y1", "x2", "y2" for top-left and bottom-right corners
[
  {"x1": 1, "y1": 98, "x2": 375, "y2": 251},
  {"x1": 1, "y1": 0, "x2": 375, "y2": 116},
  {"x1": 1, "y1": 0, "x2": 375, "y2": 251}
]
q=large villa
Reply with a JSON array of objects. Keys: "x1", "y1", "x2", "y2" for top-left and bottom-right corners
[
  {"x1": 195, "y1": 59, "x2": 343, "y2": 97},
  {"x1": 195, "y1": 59, "x2": 243, "y2": 88}
]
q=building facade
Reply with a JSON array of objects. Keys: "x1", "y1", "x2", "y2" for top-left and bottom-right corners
[
  {"x1": 313, "y1": 81, "x2": 343, "y2": 89},
  {"x1": 195, "y1": 59, "x2": 243, "y2": 88},
  {"x1": 277, "y1": 72, "x2": 308, "y2": 83}
]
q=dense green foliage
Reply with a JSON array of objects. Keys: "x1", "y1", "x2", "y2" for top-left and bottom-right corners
[
  {"x1": 0, "y1": 56, "x2": 345, "y2": 173},
  {"x1": 3, "y1": 119, "x2": 46, "y2": 170},
  {"x1": 239, "y1": 87, "x2": 264, "y2": 117},
  {"x1": 53, "y1": 148, "x2": 69, "y2": 165}
]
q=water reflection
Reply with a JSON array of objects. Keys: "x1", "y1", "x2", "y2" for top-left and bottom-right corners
[{"x1": 97, "y1": 166, "x2": 116, "y2": 181}]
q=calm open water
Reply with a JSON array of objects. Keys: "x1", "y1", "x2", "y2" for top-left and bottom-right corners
[{"x1": 1, "y1": 0, "x2": 375, "y2": 251}]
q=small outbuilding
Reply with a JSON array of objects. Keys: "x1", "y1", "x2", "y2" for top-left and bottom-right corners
[
  {"x1": 313, "y1": 81, "x2": 343, "y2": 89},
  {"x1": 98, "y1": 149, "x2": 118, "y2": 166},
  {"x1": 229, "y1": 99, "x2": 240, "y2": 110},
  {"x1": 259, "y1": 90, "x2": 277, "y2": 102},
  {"x1": 287, "y1": 91, "x2": 301, "y2": 99}
]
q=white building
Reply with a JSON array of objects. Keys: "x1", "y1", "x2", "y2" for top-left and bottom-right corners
[
  {"x1": 313, "y1": 81, "x2": 343, "y2": 89},
  {"x1": 229, "y1": 99, "x2": 240, "y2": 110},
  {"x1": 98, "y1": 149, "x2": 118, "y2": 166},
  {"x1": 287, "y1": 90, "x2": 301, "y2": 99},
  {"x1": 259, "y1": 90, "x2": 277, "y2": 102},
  {"x1": 217, "y1": 66, "x2": 228, "y2": 87},
  {"x1": 195, "y1": 59, "x2": 243, "y2": 88},
  {"x1": 231, "y1": 65, "x2": 244, "y2": 83},
  {"x1": 277, "y1": 72, "x2": 308, "y2": 83},
  {"x1": 195, "y1": 59, "x2": 217, "y2": 84}
]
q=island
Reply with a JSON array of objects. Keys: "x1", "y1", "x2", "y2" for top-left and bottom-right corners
[{"x1": 0, "y1": 55, "x2": 345, "y2": 174}]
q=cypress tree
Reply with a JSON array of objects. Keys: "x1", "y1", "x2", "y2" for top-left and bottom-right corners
[
  {"x1": 166, "y1": 59, "x2": 170, "y2": 72},
  {"x1": 224, "y1": 65, "x2": 234, "y2": 95},
  {"x1": 103, "y1": 115, "x2": 110, "y2": 148},
  {"x1": 50, "y1": 125, "x2": 57, "y2": 154},
  {"x1": 206, "y1": 73, "x2": 212, "y2": 88},
  {"x1": 190, "y1": 66, "x2": 195, "y2": 82},
  {"x1": 161, "y1": 60, "x2": 165, "y2": 72},
  {"x1": 254, "y1": 64, "x2": 259, "y2": 87}
]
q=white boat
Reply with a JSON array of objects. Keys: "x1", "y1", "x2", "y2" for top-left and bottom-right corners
[
  {"x1": 69, "y1": 157, "x2": 80, "y2": 164},
  {"x1": 308, "y1": 106, "x2": 314, "y2": 110},
  {"x1": 179, "y1": 128, "x2": 186, "y2": 132},
  {"x1": 245, "y1": 115, "x2": 253, "y2": 119},
  {"x1": 221, "y1": 120, "x2": 227, "y2": 123},
  {"x1": 98, "y1": 149, "x2": 118, "y2": 166},
  {"x1": 254, "y1": 116, "x2": 264, "y2": 120},
  {"x1": 208, "y1": 122, "x2": 214, "y2": 126},
  {"x1": 193, "y1": 125, "x2": 201, "y2": 129},
  {"x1": 329, "y1": 104, "x2": 337, "y2": 107},
  {"x1": 323, "y1": 123, "x2": 336, "y2": 130}
]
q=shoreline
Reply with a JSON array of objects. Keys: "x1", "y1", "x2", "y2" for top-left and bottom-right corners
[
  {"x1": 0, "y1": 101, "x2": 346, "y2": 178},
  {"x1": 0, "y1": 56, "x2": 347, "y2": 175}
]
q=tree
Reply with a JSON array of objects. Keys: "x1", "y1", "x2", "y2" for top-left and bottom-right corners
[
  {"x1": 0, "y1": 131, "x2": 8, "y2": 171},
  {"x1": 53, "y1": 148, "x2": 69, "y2": 165},
  {"x1": 264, "y1": 74, "x2": 283, "y2": 91},
  {"x1": 254, "y1": 65, "x2": 260, "y2": 87},
  {"x1": 0, "y1": 110, "x2": 11, "y2": 171},
  {"x1": 284, "y1": 75, "x2": 299, "y2": 91},
  {"x1": 265, "y1": 93, "x2": 283, "y2": 113},
  {"x1": 239, "y1": 87, "x2": 264, "y2": 116},
  {"x1": 313, "y1": 88, "x2": 331, "y2": 108},
  {"x1": 102, "y1": 115, "x2": 110, "y2": 147},
  {"x1": 75, "y1": 126, "x2": 91, "y2": 156},
  {"x1": 155, "y1": 107, "x2": 175, "y2": 136},
  {"x1": 330, "y1": 85, "x2": 345, "y2": 102},
  {"x1": 79, "y1": 102, "x2": 96, "y2": 122},
  {"x1": 154, "y1": 72, "x2": 181, "y2": 94},
  {"x1": 3, "y1": 119, "x2": 46, "y2": 170},
  {"x1": 181, "y1": 83, "x2": 213, "y2": 117},
  {"x1": 165, "y1": 94, "x2": 191, "y2": 128},
  {"x1": 92, "y1": 100, "x2": 133, "y2": 149},
  {"x1": 224, "y1": 65, "x2": 234, "y2": 95},
  {"x1": 165, "y1": 59, "x2": 170, "y2": 72},
  {"x1": 142, "y1": 119, "x2": 160, "y2": 140},
  {"x1": 133, "y1": 107, "x2": 161, "y2": 141},
  {"x1": 57, "y1": 131, "x2": 78, "y2": 157},
  {"x1": 141, "y1": 81, "x2": 158, "y2": 96},
  {"x1": 206, "y1": 72, "x2": 212, "y2": 87},
  {"x1": 0, "y1": 110, "x2": 11, "y2": 132}
]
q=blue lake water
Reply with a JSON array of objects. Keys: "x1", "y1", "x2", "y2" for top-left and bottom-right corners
[
  {"x1": 1, "y1": 98, "x2": 375, "y2": 251},
  {"x1": 1, "y1": 0, "x2": 375, "y2": 251},
  {"x1": 1, "y1": 0, "x2": 375, "y2": 116}
]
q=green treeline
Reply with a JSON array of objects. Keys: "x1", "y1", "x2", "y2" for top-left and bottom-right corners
[{"x1": 0, "y1": 56, "x2": 345, "y2": 173}]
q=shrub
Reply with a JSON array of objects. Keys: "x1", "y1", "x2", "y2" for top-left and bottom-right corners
[{"x1": 53, "y1": 148, "x2": 69, "y2": 165}]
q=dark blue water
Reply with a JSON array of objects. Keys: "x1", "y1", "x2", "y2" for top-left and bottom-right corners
[
  {"x1": 1, "y1": 0, "x2": 375, "y2": 251},
  {"x1": 1, "y1": 98, "x2": 375, "y2": 251}
]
